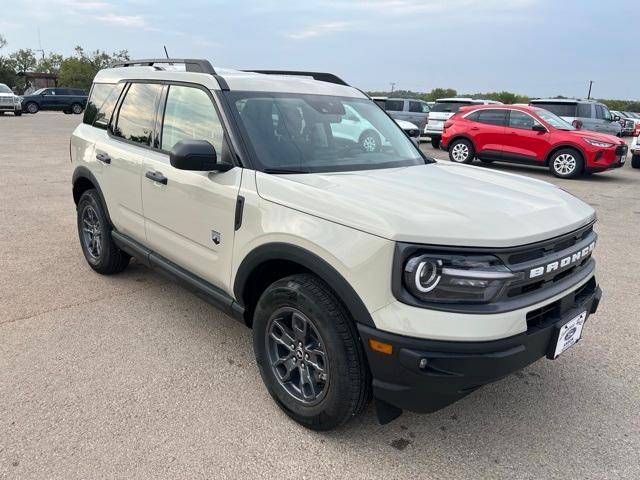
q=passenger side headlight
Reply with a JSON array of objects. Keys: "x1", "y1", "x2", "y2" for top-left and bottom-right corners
[{"x1": 403, "y1": 253, "x2": 520, "y2": 304}]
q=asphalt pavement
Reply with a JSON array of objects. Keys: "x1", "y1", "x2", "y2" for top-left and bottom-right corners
[{"x1": 1, "y1": 113, "x2": 638, "y2": 479}]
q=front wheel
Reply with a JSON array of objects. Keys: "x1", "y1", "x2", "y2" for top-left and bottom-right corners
[
  {"x1": 25, "y1": 102, "x2": 38, "y2": 114},
  {"x1": 359, "y1": 130, "x2": 381, "y2": 153},
  {"x1": 71, "y1": 103, "x2": 83, "y2": 114},
  {"x1": 448, "y1": 138, "x2": 475, "y2": 164},
  {"x1": 253, "y1": 274, "x2": 371, "y2": 430},
  {"x1": 549, "y1": 148, "x2": 583, "y2": 179},
  {"x1": 14, "y1": 110, "x2": 22, "y2": 116}
]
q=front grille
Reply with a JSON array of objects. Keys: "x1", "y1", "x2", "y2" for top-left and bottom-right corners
[
  {"x1": 493, "y1": 223, "x2": 597, "y2": 302},
  {"x1": 526, "y1": 277, "x2": 597, "y2": 329},
  {"x1": 616, "y1": 145, "x2": 628, "y2": 156},
  {"x1": 0, "y1": 97, "x2": 13, "y2": 105}
]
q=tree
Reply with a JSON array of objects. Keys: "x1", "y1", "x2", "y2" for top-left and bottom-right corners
[
  {"x1": 9, "y1": 49, "x2": 37, "y2": 73},
  {"x1": 36, "y1": 53, "x2": 64, "y2": 74},
  {"x1": 0, "y1": 34, "x2": 7, "y2": 50},
  {"x1": 426, "y1": 88, "x2": 458, "y2": 101},
  {"x1": 57, "y1": 58, "x2": 98, "y2": 90}
]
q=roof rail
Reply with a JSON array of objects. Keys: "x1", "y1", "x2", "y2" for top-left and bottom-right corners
[
  {"x1": 242, "y1": 70, "x2": 349, "y2": 87},
  {"x1": 110, "y1": 58, "x2": 216, "y2": 74}
]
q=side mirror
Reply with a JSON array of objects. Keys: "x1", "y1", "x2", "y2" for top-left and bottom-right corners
[
  {"x1": 532, "y1": 124, "x2": 547, "y2": 132},
  {"x1": 612, "y1": 115, "x2": 620, "y2": 122},
  {"x1": 170, "y1": 140, "x2": 231, "y2": 172}
]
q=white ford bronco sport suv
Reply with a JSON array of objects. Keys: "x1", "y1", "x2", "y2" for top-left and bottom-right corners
[{"x1": 71, "y1": 59, "x2": 602, "y2": 430}]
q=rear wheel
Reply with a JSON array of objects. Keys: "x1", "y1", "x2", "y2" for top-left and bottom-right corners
[
  {"x1": 448, "y1": 138, "x2": 475, "y2": 164},
  {"x1": 549, "y1": 148, "x2": 583, "y2": 179},
  {"x1": 431, "y1": 137, "x2": 441, "y2": 149},
  {"x1": 632, "y1": 154, "x2": 640, "y2": 169},
  {"x1": 71, "y1": 103, "x2": 83, "y2": 114},
  {"x1": 359, "y1": 130, "x2": 381, "y2": 153},
  {"x1": 77, "y1": 189, "x2": 130, "y2": 274},
  {"x1": 253, "y1": 274, "x2": 371, "y2": 430}
]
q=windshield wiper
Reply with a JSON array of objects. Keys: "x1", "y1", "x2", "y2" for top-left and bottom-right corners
[{"x1": 263, "y1": 167, "x2": 311, "y2": 174}]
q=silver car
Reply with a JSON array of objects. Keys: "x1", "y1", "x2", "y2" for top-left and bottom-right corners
[{"x1": 530, "y1": 99, "x2": 621, "y2": 137}]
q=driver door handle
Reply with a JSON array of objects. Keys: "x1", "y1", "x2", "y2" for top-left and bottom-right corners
[{"x1": 145, "y1": 170, "x2": 168, "y2": 185}]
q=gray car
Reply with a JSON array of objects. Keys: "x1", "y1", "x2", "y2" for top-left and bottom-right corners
[
  {"x1": 530, "y1": 99, "x2": 621, "y2": 137},
  {"x1": 373, "y1": 97, "x2": 430, "y2": 131}
]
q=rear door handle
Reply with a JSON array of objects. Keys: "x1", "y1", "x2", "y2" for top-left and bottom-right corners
[
  {"x1": 145, "y1": 170, "x2": 168, "y2": 185},
  {"x1": 96, "y1": 152, "x2": 111, "y2": 164}
]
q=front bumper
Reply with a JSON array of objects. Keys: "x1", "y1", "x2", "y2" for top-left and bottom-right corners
[
  {"x1": 0, "y1": 104, "x2": 21, "y2": 112},
  {"x1": 586, "y1": 144, "x2": 628, "y2": 172},
  {"x1": 359, "y1": 277, "x2": 601, "y2": 415}
]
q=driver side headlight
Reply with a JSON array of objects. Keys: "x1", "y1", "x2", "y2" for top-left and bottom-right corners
[{"x1": 403, "y1": 253, "x2": 521, "y2": 304}]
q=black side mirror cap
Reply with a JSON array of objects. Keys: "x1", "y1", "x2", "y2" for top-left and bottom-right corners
[
  {"x1": 170, "y1": 139, "x2": 232, "y2": 172},
  {"x1": 532, "y1": 124, "x2": 547, "y2": 132}
]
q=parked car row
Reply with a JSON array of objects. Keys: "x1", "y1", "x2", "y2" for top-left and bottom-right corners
[
  {"x1": 0, "y1": 84, "x2": 88, "y2": 116},
  {"x1": 611, "y1": 110, "x2": 640, "y2": 136},
  {"x1": 440, "y1": 104, "x2": 629, "y2": 178}
]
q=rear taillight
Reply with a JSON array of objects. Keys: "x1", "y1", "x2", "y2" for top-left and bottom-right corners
[{"x1": 443, "y1": 120, "x2": 454, "y2": 131}]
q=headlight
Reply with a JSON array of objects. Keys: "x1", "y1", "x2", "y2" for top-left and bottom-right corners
[
  {"x1": 584, "y1": 138, "x2": 614, "y2": 148},
  {"x1": 403, "y1": 253, "x2": 520, "y2": 304}
]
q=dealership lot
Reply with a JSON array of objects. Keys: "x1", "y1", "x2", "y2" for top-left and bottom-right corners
[{"x1": 1, "y1": 113, "x2": 639, "y2": 479}]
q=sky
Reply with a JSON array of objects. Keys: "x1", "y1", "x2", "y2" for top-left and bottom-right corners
[{"x1": 1, "y1": 0, "x2": 637, "y2": 99}]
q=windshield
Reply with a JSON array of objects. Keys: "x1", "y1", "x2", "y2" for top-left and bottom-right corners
[
  {"x1": 31, "y1": 88, "x2": 46, "y2": 95},
  {"x1": 227, "y1": 92, "x2": 425, "y2": 173},
  {"x1": 0, "y1": 84, "x2": 12, "y2": 94},
  {"x1": 431, "y1": 102, "x2": 470, "y2": 113},
  {"x1": 534, "y1": 108, "x2": 576, "y2": 130}
]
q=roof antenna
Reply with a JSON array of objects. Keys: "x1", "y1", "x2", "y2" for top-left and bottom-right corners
[{"x1": 163, "y1": 45, "x2": 169, "y2": 59}]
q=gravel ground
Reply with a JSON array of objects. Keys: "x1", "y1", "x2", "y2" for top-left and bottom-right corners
[{"x1": 1, "y1": 113, "x2": 638, "y2": 479}]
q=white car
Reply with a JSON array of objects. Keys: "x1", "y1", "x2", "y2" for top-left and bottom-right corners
[
  {"x1": 631, "y1": 131, "x2": 640, "y2": 168},
  {"x1": 425, "y1": 97, "x2": 502, "y2": 148},
  {"x1": 0, "y1": 83, "x2": 22, "y2": 116},
  {"x1": 70, "y1": 59, "x2": 601, "y2": 430}
]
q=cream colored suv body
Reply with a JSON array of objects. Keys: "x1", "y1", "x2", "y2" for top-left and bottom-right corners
[{"x1": 71, "y1": 59, "x2": 602, "y2": 430}]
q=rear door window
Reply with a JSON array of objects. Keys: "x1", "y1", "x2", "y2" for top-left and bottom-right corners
[
  {"x1": 83, "y1": 83, "x2": 125, "y2": 129},
  {"x1": 385, "y1": 100, "x2": 404, "y2": 111},
  {"x1": 577, "y1": 103, "x2": 592, "y2": 118},
  {"x1": 112, "y1": 83, "x2": 163, "y2": 146},
  {"x1": 409, "y1": 101, "x2": 429, "y2": 113},
  {"x1": 475, "y1": 109, "x2": 507, "y2": 126},
  {"x1": 532, "y1": 102, "x2": 577, "y2": 117}
]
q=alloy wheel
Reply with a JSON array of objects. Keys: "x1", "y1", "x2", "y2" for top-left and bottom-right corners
[
  {"x1": 362, "y1": 136, "x2": 377, "y2": 152},
  {"x1": 553, "y1": 153, "x2": 576, "y2": 176},
  {"x1": 72, "y1": 104, "x2": 83, "y2": 114},
  {"x1": 451, "y1": 143, "x2": 469, "y2": 162},
  {"x1": 81, "y1": 205, "x2": 102, "y2": 260},
  {"x1": 27, "y1": 103, "x2": 38, "y2": 114},
  {"x1": 266, "y1": 307, "x2": 329, "y2": 405}
]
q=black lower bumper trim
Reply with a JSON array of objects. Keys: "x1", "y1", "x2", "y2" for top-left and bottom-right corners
[{"x1": 359, "y1": 280, "x2": 601, "y2": 415}]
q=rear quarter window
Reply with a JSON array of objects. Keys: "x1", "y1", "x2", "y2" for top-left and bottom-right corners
[
  {"x1": 83, "y1": 83, "x2": 125, "y2": 130},
  {"x1": 577, "y1": 103, "x2": 592, "y2": 118}
]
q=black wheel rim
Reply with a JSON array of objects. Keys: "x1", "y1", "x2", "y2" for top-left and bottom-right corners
[
  {"x1": 81, "y1": 205, "x2": 102, "y2": 260},
  {"x1": 266, "y1": 307, "x2": 329, "y2": 405}
]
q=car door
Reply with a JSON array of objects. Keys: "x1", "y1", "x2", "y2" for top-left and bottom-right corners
[
  {"x1": 408, "y1": 100, "x2": 429, "y2": 130},
  {"x1": 503, "y1": 110, "x2": 549, "y2": 163},
  {"x1": 141, "y1": 83, "x2": 241, "y2": 290},
  {"x1": 466, "y1": 109, "x2": 508, "y2": 157},
  {"x1": 39, "y1": 89, "x2": 58, "y2": 110},
  {"x1": 94, "y1": 82, "x2": 161, "y2": 242},
  {"x1": 594, "y1": 104, "x2": 619, "y2": 136},
  {"x1": 384, "y1": 99, "x2": 405, "y2": 122}
]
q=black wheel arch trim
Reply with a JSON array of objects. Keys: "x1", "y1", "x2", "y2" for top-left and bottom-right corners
[
  {"x1": 233, "y1": 243, "x2": 375, "y2": 327},
  {"x1": 72, "y1": 166, "x2": 113, "y2": 226}
]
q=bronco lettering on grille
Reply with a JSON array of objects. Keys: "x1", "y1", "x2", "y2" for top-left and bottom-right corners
[{"x1": 529, "y1": 241, "x2": 596, "y2": 279}]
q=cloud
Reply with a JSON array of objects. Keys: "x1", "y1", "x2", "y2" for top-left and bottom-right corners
[
  {"x1": 286, "y1": 21, "x2": 356, "y2": 40},
  {"x1": 101, "y1": 14, "x2": 146, "y2": 27}
]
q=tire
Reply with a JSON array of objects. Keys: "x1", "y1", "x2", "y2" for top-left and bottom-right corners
[
  {"x1": 253, "y1": 274, "x2": 371, "y2": 431},
  {"x1": 71, "y1": 103, "x2": 83, "y2": 114},
  {"x1": 632, "y1": 154, "x2": 640, "y2": 169},
  {"x1": 431, "y1": 137, "x2": 441, "y2": 149},
  {"x1": 77, "y1": 189, "x2": 130, "y2": 274},
  {"x1": 549, "y1": 148, "x2": 583, "y2": 179},
  {"x1": 14, "y1": 110, "x2": 22, "y2": 116},
  {"x1": 25, "y1": 102, "x2": 39, "y2": 114},
  {"x1": 448, "y1": 138, "x2": 475, "y2": 164},
  {"x1": 359, "y1": 130, "x2": 381, "y2": 153}
]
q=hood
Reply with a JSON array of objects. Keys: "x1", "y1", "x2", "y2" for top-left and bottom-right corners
[
  {"x1": 395, "y1": 119, "x2": 418, "y2": 129},
  {"x1": 562, "y1": 128, "x2": 625, "y2": 145},
  {"x1": 255, "y1": 163, "x2": 595, "y2": 247}
]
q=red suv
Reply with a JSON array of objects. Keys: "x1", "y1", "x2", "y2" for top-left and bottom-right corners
[{"x1": 440, "y1": 105, "x2": 628, "y2": 178}]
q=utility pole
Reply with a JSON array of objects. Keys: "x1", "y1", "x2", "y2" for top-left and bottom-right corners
[
  {"x1": 390, "y1": 82, "x2": 396, "y2": 93},
  {"x1": 587, "y1": 80, "x2": 593, "y2": 100}
]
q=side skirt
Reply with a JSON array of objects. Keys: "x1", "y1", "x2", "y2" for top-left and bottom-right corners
[{"x1": 111, "y1": 230, "x2": 246, "y2": 323}]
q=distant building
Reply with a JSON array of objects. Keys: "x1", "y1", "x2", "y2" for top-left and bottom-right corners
[{"x1": 17, "y1": 72, "x2": 58, "y2": 94}]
